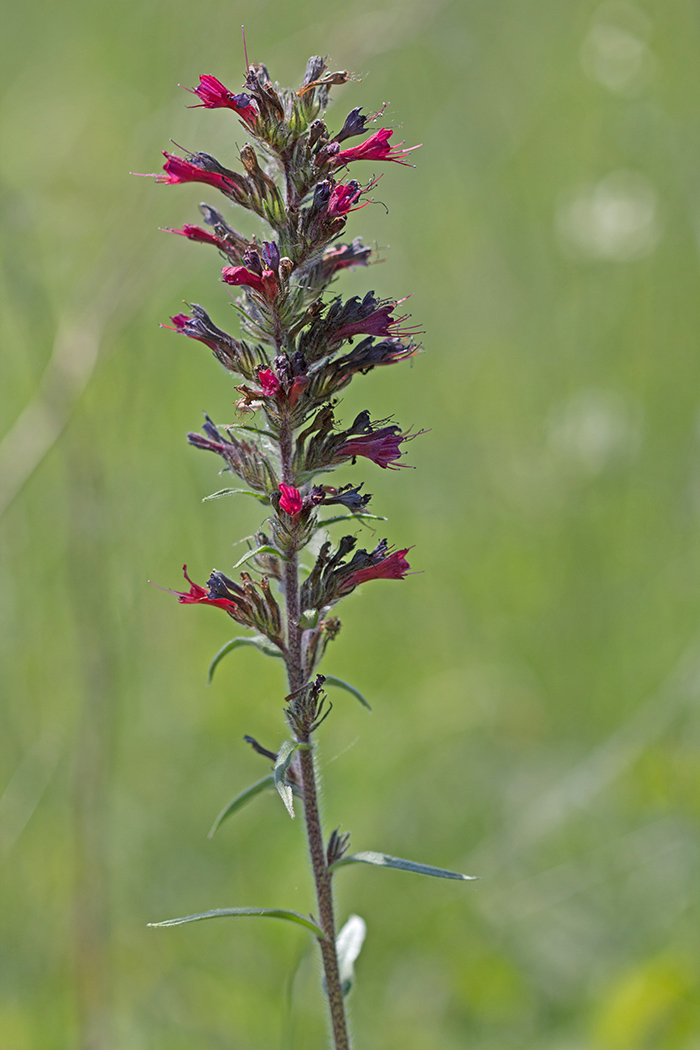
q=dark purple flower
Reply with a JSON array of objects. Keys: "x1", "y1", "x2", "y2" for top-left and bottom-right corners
[
  {"x1": 332, "y1": 298, "x2": 422, "y2": 343},
  {"x1": 339, "y1": 425, "x2": 409, "y2": 469}
]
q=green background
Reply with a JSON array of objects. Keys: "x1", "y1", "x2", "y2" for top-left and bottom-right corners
[{"x1": 2, "y1": 1, "x2": 700, "y2": 1047}]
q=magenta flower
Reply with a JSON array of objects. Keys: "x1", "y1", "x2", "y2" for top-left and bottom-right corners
[
  {"x1": 321, "y1": 240, "x2": 373, "y2": 275},
  {"x1": 222, "y1": 265, "x2": 278, "y2": 300},
  {"x1": 339, "y1": 426, "x2": 409, "y2": 469},
  {"x1": 279, "y1": 484, "x2": 303, "y2": 516},
  {"x1": 155, "y1": 152, "x2": 237, "y2": 195},
  {"x1": 165, "y1": 310, "x2": 223, "y2": 352},
  {"x1": 258, "y1": 368, "x2": 281, "y2": 396},
  {"x1": 168, "y1": 565, "x2": 238, "y2": 613},
  {"x1": 327, "y1": 181, "x2": 367, "y2": 219},
  {"x1": 344, "y1": 548, "x2": 411, "y2": 588},
  {"x1": 187, "y1": 75, "x2": 257, "y2": 126},
  {"x1": 332, "y1": 299, "x2": 422, "y2": 343},
  {"x1": 162, "y1": 224, "x2": 225, "y2": 248},
  {"x1": 335, "y1": 128, "x2": 420, "y2": 167}
]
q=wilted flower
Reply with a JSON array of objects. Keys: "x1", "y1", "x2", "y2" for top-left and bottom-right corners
[{"x1": 333, "y1": 107, "x2": 370, "y2": 143}]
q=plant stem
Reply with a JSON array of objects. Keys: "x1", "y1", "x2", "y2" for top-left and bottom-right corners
[{"x1": 280, "y1": 418, "x2": 351, "y2": 1050}]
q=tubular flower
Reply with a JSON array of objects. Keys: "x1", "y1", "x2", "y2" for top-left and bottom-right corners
[
  {"x1": 162, "y1": 224, "x2": 227, "y2": 248},
  {"x1": 155, "y1": 152, "x2": 239, "y2": 196},
  {"x1": 222, "y1": 265, "x2": 278, "y2": 300},
  {"x1": 164, "y1": 305, "x2": 238, "y2": 357},
  {"x1": 169, "y1": 565, "x2": 239, "y2": 613},
  {"x1": 335, "y1": 128, "x2": 420, "y2": 166},
  {"x1": 258, "y1": 367, "x2": 281, "y2": 396},
  {"x1": 339, "y1": 425, "x2": 409, "y2": 469},
  {"x1": 278, "y1": 484, "x2": 303, "y2": 516},
  {"x1": 332, "y1": 300, "x2": 422, "y2": 343},
  {"x1": 321, "y1": 239, "x2": 373, "y2": 276},
  {"x1": 162, "y1": 304, "x2": 269, "y2": 381},
  {"x1": 188, "y1": 75, "x2": 258, "y2": 126},
  {"x1": 327, "y1": 181, "x2": 367, "y2": 218},
  {"x1": 344, "y1": 547, "x2": 411, "y2": 589}
]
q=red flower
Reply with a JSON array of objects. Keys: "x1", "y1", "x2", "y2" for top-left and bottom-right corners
[
  {"x1": 327, "y1": 181, "x2": 367, "y2": 219},
  {"x1": 168, "y1": 313, "x2": 192, "y2": 333},
  {"x1": 288, "y1": 375, "x2": 308, "y2": 408},
  {"x1": 335, "y1": 128, "x2": 420, "y2": 167},
  {"x1": 169, "y1": 565, "x2": 238, "y2": 613},
  {"x1": 188, "y1": 75, "x2": 257, "y2": 126},
  {"x1": 154, "y1": 152, "x2": 236, "y2": 195},
  {"x1": 339, "y1": 426, "x2": 409, "y2": 469},
  {"x1": 345, "y1": 548, "x2": 411, "y2": 588},
  {"x1": 258, "y1": 368, "x2": 281, "y2": 396},
  {"x1": 162, "y1": 224, "x2": 225, "y2": 248},
  {"x1": 222, "y1": 265, "x2": 278, "y2": 300},
  {"x1": 278, "y1": 484, "x2": 303, "y2": 516}
]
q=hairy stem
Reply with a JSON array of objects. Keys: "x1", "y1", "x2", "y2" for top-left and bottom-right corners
[{"x1": 279, "y1": 416, "x2": 351, "y2": 1050}]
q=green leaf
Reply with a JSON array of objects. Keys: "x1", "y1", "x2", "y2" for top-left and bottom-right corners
[
  {"x1": 274, "y1": 741, "x2": 302, "y2": 819},
  {"x1": 148, "y1": 907, "x2": 325, "y2": 938},
  {"x1": 324, "y1": 676, "x2": 372, "y2": 711},
  {"x1": 203, "y1": 488, "x2": 269, "y2": 503},
  {"x1": 226, "y1": 422, "x2": 274, "y2": 438},
  {"x1": 208, "y1": 636, "x2": 284, "y2": 684},
  {"x1": 316, "y1": 513, "x2": 388, "y2": 529},
  {"x1": 336, "y1": 914, "x2": 367, "y2": 996},
  {"x1": 232, "y1": 544, "x2": 288, "y2": 570},
  {"x1": 331, "y1": 851, "x2": 479, "y2": 881},
  {"x1": 208, "y1": 774, "x2": 275, "y2": 838}
]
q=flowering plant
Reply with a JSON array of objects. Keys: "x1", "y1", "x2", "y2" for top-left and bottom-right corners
[{"x1": 143, "y1": 52, "x2": 475, "y2": 1048}]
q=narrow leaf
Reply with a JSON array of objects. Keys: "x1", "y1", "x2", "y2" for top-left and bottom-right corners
[
  {"x1": 331, "y1": 851, "x2": 479, "y2": 881},
  {"x1": 232, "y1": 544, "x2": 287, "y2": 570},
  {"x1": 226, "y1": 422, "x2": 273, "y2": 438},
  {"x1": 148, "y1": 907, "x2": 325, "y2": 938},
  {"x1": 317, "y1": 513, "x2": 388, "y2": 529},
  {"x1": 324, "y1": 676, "x2": 372, "y2": 711},
  {"x1": 208, "y1": 636, "x2": 283, "y2": 684},
  {"x1": 208, "y1": 774, "x2": 275, "y2": 838},
  {"x1": 274, "y1": 741, "x2": 301, "y2": 818},
  {"x1": 336, "y1": 914, "x2": 367, "y2": 996},
  {"x1": 203, "y1": 487, "x2": 269, "y2": 503}
]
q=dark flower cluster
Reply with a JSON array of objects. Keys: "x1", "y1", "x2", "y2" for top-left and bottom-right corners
[{"x1": 148, "y1": 54, "x2": 422, "y2": 664}]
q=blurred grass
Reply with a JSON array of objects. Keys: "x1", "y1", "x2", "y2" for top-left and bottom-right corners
[{"x1": 2, "y1": 0, "x2": 700, "y2": 1047}]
